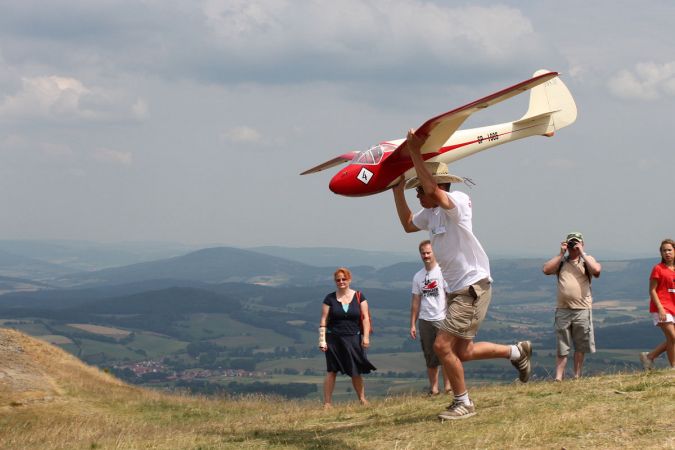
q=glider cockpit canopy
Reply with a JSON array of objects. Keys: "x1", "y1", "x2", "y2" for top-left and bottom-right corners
[{"x1": 351, "y1": 143, "x2": 397, "y2": 165}]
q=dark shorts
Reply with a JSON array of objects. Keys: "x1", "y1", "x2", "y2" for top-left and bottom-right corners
[
  {"x1": 555, "y1": 308, "x2": 595, "y2": 356},
  {"x1": 418, "y1": 319, "x2": 442, "y2": 368},
  {"x1": 437, "y1": 278, "x2": 491, "y2": 339}
]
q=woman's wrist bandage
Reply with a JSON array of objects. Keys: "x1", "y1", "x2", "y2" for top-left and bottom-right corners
[{"x1": 318, "y1": 326, "x2": 327, "y2": 347}]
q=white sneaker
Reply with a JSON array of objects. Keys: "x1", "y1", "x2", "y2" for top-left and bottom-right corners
[
  {"x1": 438, "y1": 400, "x2": 476, "y2": 420},
  {"x1": 639, "y1": 352, "x2": 653, "y2": 371},
  {"x1": 511, "y1": 341, "x2": 532, "y2": 382}
]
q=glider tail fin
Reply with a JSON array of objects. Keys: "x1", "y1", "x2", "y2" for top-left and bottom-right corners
[{"x1": 513, "y1": 69, "x2": 577, "y2": 135}]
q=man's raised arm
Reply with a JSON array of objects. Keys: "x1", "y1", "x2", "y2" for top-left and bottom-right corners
[
  {"x1": 392, "y1": 175, "x2": 419, "y2": 233},
  {"x1": 406, "y1": 129, "x2": 455, "y2": 210}
]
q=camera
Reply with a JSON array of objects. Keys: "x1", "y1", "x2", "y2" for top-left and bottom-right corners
[{"x1": 567, "y1": 240, "x2": 578, "y2": 249}]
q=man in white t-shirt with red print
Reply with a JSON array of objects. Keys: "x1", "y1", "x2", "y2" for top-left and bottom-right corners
[
  {"x1": 411, "y1": 239, "x2": 451, "y2": 396},
  {"x1": 393, "y1": 129, "x2": 532, "y2": 421}
]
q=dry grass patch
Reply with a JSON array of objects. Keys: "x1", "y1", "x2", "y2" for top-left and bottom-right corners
[
  {"x1": 1, "y1": 328, "x2": 674, "y2": 449},
  {"x1": 35, "y1": 335, "x2": 74, "y2": 345}
]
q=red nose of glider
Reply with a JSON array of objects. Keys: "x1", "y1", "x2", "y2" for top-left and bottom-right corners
[
  {"x1": 329, "y1": 169, "x2": 351, "y2": 196},
  {"x1": 329, "y1": 165, "x2": 379, "y2": 197}
]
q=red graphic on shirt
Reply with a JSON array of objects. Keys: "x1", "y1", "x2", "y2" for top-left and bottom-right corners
[{"x1": 422, "y1": 279, "x2": 440, "y2": 297}]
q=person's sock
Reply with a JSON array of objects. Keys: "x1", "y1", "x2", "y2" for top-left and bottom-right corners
[
  {"x1": 509, "y1": 344, "x2": 521, "y2": 361},
  {"x1": 454, "y1": 391, "x2": 470, "y2": 406}
]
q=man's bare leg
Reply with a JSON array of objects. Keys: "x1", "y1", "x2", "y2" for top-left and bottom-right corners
[
  {"x1": 441, "y1": 365, "x2": 452, "y2": 393},
  {"x1": 453, "y1": 340, "x2": 511, "y2": 361},
  {"x1": 555, "y1": 355, "x2": 567, "y2": 381},
  {"x1": 573, "y1": 352, "x2": 585, "y2": 378},
  {"x1": 434, "y1": 331, "x2": 468, "y2": 395},
  {"x1": 427, "y1": 366, "x2": 440, "y2": 394}
]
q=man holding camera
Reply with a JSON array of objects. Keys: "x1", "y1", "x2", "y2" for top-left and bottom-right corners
[{"x1": 543, "y1": 232, "x2": 602, "y2": 381}]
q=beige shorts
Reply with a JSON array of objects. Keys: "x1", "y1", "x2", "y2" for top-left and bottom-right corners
[
  {"x1": 555, "y1": 308, "x2": 595, "y2": 356},
  {"x1": 437, "y1": 278, "x2": 491, "y2": 339}
]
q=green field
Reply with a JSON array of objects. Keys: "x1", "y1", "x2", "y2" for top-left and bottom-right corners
[
  {"x1": 128, "y1": 332, "x2": 187, "y2": 357},
  {"x1": 175, "y1": 313, "x2": 237, "y2": 339},
  {"x1": 78, "y1": 338, "x2": 147, "y2": 361}
]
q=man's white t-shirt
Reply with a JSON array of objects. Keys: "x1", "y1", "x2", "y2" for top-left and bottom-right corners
[
  {"x1": 412, "y1": 264, "x2": 448, "y2": 321},
  {"x1": 412, "y1": 190, "x2": 491, "y2": 292}
]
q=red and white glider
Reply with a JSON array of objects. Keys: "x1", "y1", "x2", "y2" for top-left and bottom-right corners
[{"x1": 301, "y1": 69, "x2": 577, "y2": 197}]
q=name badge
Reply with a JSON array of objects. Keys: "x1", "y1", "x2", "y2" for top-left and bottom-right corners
[
  {"x1": 431, "y1": 226, "x2": 446, "y2": 235},
  {"x1": 668, "y1": 288, "x2": 675, "y2": 293}
]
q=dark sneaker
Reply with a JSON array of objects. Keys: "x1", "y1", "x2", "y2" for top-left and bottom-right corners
[
  {"x1": 639, "y1": 352, "x2": 653, "y2": 371},
  {"x1": 438, "y1": 400, "x2": 476, "y2": 420},
  {"x1": 511, "y1": 340, "x2": 532, "y2": 382}
]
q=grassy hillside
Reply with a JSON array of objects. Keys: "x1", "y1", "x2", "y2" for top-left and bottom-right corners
[{"x1": 1, "y1": 328, "x2": 673, "y2": 449}]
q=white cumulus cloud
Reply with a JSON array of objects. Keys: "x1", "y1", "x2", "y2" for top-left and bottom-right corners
[
  {"x1": 0, "y1": 75, "x2": 148, "y2": 122},
  {"x1": 608, "y1": 61, "x2": 675, "y2": 100},
  {"x1": 221, "y1": 125, "x2": 263, "y2": 143},
  {"x1": 201, "y1": 0, "x2": 543, "y2": 82}
]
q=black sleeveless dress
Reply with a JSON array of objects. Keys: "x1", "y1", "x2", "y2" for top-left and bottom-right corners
[{"x1": 323, "y1": 292, "x2": 376, "y2": 376}]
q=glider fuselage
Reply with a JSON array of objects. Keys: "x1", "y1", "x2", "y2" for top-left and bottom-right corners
[
  {"x1": 329, "y1": 119, "x2": 548, "y2": 197},
  {"x1": 303, "y1": 70, "x2": 577, "y2": 197}
]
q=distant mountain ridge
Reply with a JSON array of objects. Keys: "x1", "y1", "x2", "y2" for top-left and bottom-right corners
[
  {"x1": 0, "y1": 239, "x2": 196, "y2": 271},
  {"x1": 54, "y1": 247, "x2": 331, "y2": 288},
  {"x1": 250, "y1": 245, "x2": 416, "y2": 268},
  {"x1": 0, "y1": 279, "x2": 213, "y2": 309},
  {"x1": 0, "y1": 243, "x2": 658, "y2": 303},
  {"x1": 0, "y1": 249, "x2": 73, "y2": 280}
]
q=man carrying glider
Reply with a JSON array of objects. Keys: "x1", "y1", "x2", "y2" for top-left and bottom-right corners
[{"x1": 392, "y1": 129, "x2": 532, "y2": 420}]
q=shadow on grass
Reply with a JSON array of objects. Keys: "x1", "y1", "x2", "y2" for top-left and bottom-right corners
[
  {"x1": 215, "y1": 407, "x2": 436, "y2": 449},
  {"x1": 224, "y1": 428, "x2": 357, "y2": 450}
]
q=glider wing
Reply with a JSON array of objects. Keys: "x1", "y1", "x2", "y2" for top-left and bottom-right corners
[
  {"x1": 300, "y1": 152, "x2": 359, "y2": 175},
  {"x1": 397, "y1": 71, "x2": 559, "y2": 157}
]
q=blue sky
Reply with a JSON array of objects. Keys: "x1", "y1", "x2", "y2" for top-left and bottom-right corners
[{"x1": 1, "y1": 0, "x2": 673, "y2": 259}]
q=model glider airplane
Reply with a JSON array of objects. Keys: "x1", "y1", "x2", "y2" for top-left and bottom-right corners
[{"x1": 300, "y1": 69, "x2": 577, "y2": 197}]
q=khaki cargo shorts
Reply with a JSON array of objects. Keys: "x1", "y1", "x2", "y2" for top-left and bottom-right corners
[
  {"x1": 437, "y1": 278, "x2": 492, "y2": 339},
  {"x1": 555, "y1": 308, "x2": 595, "y2": 356}
]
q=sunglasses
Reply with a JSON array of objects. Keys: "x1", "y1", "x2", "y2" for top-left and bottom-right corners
[{"x1": 335, "y1": 277, "x2": 348, "y2": 282}]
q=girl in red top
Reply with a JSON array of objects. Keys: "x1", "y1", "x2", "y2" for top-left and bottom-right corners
[{"x1": 639, "y1": 239, "x2": 675, "y2": 370}]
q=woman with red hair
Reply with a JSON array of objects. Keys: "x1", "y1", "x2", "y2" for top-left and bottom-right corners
[{"x1": 318, "y1": 267, "x2": 376, "y2": 407}]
